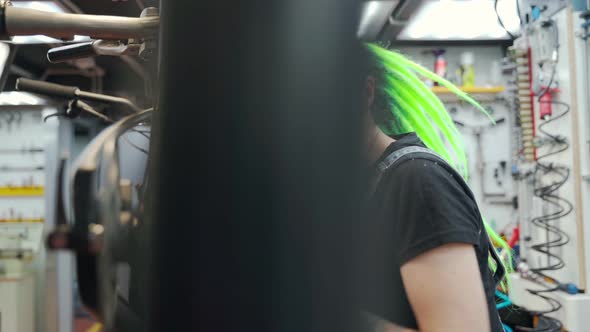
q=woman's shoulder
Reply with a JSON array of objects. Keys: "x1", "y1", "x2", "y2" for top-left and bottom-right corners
[{"x1": 382, "y1": 156, "x2": 461, "y2": 190}]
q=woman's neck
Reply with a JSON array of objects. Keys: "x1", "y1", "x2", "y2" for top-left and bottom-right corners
[{"x1": 368, "y1": 128, "x2": 395, "y2": 164}]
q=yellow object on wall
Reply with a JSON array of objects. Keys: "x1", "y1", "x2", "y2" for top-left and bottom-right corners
[
  {"x1": 0, "y1": 186, "x2": 44, "y2": 197},
  {"x1": 431, "y1": 86, "x2": 505, "y2": 94}
]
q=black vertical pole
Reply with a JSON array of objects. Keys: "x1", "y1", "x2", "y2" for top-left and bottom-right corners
[{"x1": 148, "y1": 1, "x2": 364, "y2": 331}]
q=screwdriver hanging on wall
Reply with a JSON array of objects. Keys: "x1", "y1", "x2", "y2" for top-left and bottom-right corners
[
  {"x1": 0, "y1": 147, "x2": 44, "y2": 154},
  {"x1": 0, "y1": 165, "x2": 44, "y2": 172},
  {"x1": 454, "y1": 117, "x2": 507, "y2": 201}
]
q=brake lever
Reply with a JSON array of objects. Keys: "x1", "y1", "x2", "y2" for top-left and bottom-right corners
[
  {"x1": 16, "y1": 77, "x2": 143, "y2": 112},
  {"x1": 47, "y1": 40, "x2": 142, "y2": 63}
]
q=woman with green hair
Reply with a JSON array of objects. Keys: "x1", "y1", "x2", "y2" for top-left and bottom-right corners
[{"x1": 362, "y1": 44, "x2": 509, "y2": 332}]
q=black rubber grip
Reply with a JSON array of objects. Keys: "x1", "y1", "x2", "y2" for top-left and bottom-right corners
[
  {"x1": 47, "y1": 42, "x2": 96, "y2": 63},
  {"x1": 16, "y1": 78, "x2": 78, "y2": 98}
]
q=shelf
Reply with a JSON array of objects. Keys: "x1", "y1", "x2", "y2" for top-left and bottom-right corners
[
  {"x1": 431, "y1": 86, "x2": 505, "y2": 94},
  {"x1": 0, "y1": 186, "x2": 44, "y2": 197},
  {"x1": 432, "y1": 86, "x2": 505, "y2": 103},
  {"x1": 0, "y1": 218, "x2": 44, "y2": 223}
]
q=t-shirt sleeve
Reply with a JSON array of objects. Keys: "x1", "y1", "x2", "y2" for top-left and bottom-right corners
[{"x1": 385, "y1": 158, "x2": 483, "y2": 265}]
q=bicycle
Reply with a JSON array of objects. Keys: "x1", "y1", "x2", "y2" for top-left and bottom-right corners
[{"x1": 2, "y1": 2, "x2": 159, "y2": 330}]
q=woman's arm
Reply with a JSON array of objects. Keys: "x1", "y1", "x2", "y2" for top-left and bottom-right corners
[{"x1": 400, "y1": 243, "x2": 490, "y2": 332}]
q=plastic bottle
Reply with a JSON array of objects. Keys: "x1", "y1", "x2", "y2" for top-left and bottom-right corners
[
  {"x1": 461, "y1": 51, "x2": 475, "y2": 87},
  {"x1": 432, "y1": 49, "x2": 447, "y2": 86},
  {"x1": 490, "y1": 60, "x2": 501, "y2": 86}
]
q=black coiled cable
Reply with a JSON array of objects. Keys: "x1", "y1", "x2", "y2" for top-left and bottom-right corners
[
  {"x1": 529, "y1": 100, "x2": 572, "y2": 274},
  {"x1": 524, "y1": 100, "x2": 572, "y2": 326}
]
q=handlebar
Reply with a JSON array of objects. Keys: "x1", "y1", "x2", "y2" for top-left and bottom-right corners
[
  {"x1": 16, "y1": 78, "x2": 79, "y2": 99},
  {"x1": 1, "y1": 5, "x2": 159, "y2": 40},
  {"x1": 16, "y1": 77, "x2": 143, "y2": 112}
]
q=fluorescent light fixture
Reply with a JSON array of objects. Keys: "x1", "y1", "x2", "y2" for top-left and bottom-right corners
[
  {"x1": 8, "y1": 1, "x2": 92, "y2": 44},
  {"x1": 0, "y1": 42, "x2": 11, "y2": 91},
  {"x1": 358, "y1": 1, "x2": 384, "y2": 37},
  {"x1": 399, "y1": 0, "x2": 521, "y2": 40},
  {"x1": 0, "y1": 42, "x2": 10, "y2": 72},
  {"x1": 0, "y1": 91, "x2": 47, "y2": 105},
  {"x1": 10, "y1": 1, "x2": 65, "y2": 13},
  {"x1": 11, "y1": 35, "x2": 91, "y2": 44},
  {"x1": 358, "y1": 1, "x2": 398, "y2": 41},
  {"x1": 495, "y1": 0, "x2": 520, "y2": 33}
]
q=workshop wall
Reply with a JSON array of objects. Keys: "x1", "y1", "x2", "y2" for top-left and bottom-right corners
[
  {"x1": 0, "y1": 107, "x2": 57, "y2": 332},
  {"x1": 0, "y1": 108, "x2": 55, "y2": 253},
  {"x1": 521, "y1": 8, "x2": 586, "y2": 290},
  {"x1": 395, "y1": 45, "x2": 517, "y2": 235}
]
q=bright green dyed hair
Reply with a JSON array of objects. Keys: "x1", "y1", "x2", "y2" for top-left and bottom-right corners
[{"x1": 367, "y1": 44, "x2": 513, "y2": 288}]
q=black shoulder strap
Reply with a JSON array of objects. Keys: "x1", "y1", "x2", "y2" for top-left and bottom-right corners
[
  {"x1": 377, "y1": 146, "x2": 439, "y2": 172},
  {"x1": 369, "y1": 146, "x2": 437, "y2": 197},
  {"x1": 372, "y1": 146, "x2": 506, "y2": 287}
]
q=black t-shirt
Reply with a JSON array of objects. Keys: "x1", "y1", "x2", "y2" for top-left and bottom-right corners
[{"x1": 362, "y1": 133, "x2": 503, "y2": 331}]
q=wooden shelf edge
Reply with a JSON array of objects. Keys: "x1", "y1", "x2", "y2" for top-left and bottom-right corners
[
  {"x1": 431, "y1": 86, "x2": 505, "y2": 94},
  {"x1": 0, "y1": 218, "x2": 44, "y2": 223},
  {"x1": 0, "y1": 186, "x2": 44, "y2": 197}
]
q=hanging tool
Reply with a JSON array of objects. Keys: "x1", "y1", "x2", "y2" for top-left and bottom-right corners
[{"x1": 454, "y1": 117, "x2": 507, "y2": 201}]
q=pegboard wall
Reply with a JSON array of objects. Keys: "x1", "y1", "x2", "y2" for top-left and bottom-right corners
[
  {"x1": 396, "y1": 45, "x2": 517, "y2": 233},
  {"x1": 0, "y1": 107, "x2": 56, "y2": 254}
]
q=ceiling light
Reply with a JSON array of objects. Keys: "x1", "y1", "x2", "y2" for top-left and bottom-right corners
[
  {"x1": 10, "y1": 1, "x2": 65, "y2": 13},
  {"x1": 495, "y1": 0, "x2": 521, "y2": 33},
  {"x1": 8, "y1": 1, "x2": 93, "y2": 44},
  {"x1": 358, "y1": 0, "x2": 398, "y2": 41},
  {"x1": 0, "y1": 91, "x2": 47, "y2": 106},
  {"x1": 399, "y1": 0, "x2": 520, "y2": 41},
  {"x1": 10, "y1": 35, "x2": 91, "y2": 44},
  {"x1": 0, "y1": 42, "x2": 10, "y2": 71}
]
